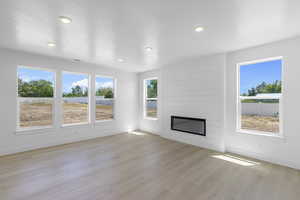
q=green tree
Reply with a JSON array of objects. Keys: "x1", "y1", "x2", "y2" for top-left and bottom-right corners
[
  {"x1": 18, "y1": 78, "x2": 54, "y2": 97},
  {"x1": 96, "y1": 87, "x2": 113, "y2": 98},
  {"x1": 63, "y1": 85, "x2": 88, "y2": 97},
  {"x1": 244, "y1": 80, "x2": 281, "y2": 96},
  {"x1": 147, "y1": 80, "x2": 157, "y2": 98}
]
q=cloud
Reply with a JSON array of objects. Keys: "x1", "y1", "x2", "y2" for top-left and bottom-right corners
[
  {"x1": 72, "y1": 78, "x2": 88, "y2": 88},
  {"x1": 96, "y1": 81, "x2": 113, "y2": 89}
]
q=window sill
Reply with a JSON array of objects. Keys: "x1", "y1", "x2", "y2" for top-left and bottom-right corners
[
  {"x1": 15, "y1": 126, "x2": 54, "y2": 135},
  {"x1": 236, "y1": 129, "x2": 284, "y2": 139},
  {"x1": 144, "y1": 117, "x2": 158, "y2": 121},
  {"x1": 95, "y1": 119, "x2": 114, "y2": 123},
  {"x1": 61, "y1": 122, "x2": 91, "y2": 128}
]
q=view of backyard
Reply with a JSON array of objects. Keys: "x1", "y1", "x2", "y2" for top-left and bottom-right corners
[
  {"x1": 146, "y1": 108, "x2": 157, "y2": 118},
  {"x1": 20, "y1": 102, "x2": 52, "y2": 127},
  {"x1": 241, "y1": 114, "x2": 279, "y2": 133},
  {"x1": 145, "y1": 79, "x2": 158, "y2": 118},
  {"x1": 18, "y1": 60, "x2": 281, "y2": 133},
  {"x1": 20, "y1": 102, "x2": 113, "y2": 127},
  {"x1": 239, "y1": 59, "x2": 282, "y2": 134}
]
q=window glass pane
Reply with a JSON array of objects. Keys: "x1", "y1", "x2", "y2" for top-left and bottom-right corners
[
  {"x1": 62, "y1": 72, "x2": 89, "y2": 125},
  {"x1": 146, "y1": 79, "x2": 157, "y2": 98},
  {"x1": 19, "y1": 99, "x2": 53, "y2": 128},
  {"x1": 146, "y1": 100, "x2": 157, "y2": 118},
  {"x1": 240, "y1": 59, "x2": 282, "y2": 96},
  {"x1": 95, "y1": 77, "x2": 114, "y2": 121},
  {"x1": 241, "y1": 99, "x2": 279, "y2": 133},
  {"x1": 96, "y1": 98, "x2": 113, "y2": 120},
  {"x1": 96, "y1": 77, "x2": 114, "y2": 98},
  {"x1": 17, "y1": 67, "x2": 55, "y2": 129},
  {"x1": 18, "y1": 67, "x2": 54, "y2": 97},
  {"x1": 239, "y1": 59, "x2": 282, "y2": 133}
]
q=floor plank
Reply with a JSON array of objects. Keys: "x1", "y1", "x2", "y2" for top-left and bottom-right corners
[{"x1": 0, "y1": 132, "x2": 299, "y2": 200}]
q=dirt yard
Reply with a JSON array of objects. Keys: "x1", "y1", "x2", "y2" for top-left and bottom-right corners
[
  {"x1": 147, "y1": 108, "x2": 157, "y2": 118},
  {"x1": 20, "y1": 102, "x2": 53, "y2": 127},
  {"x1": 241, "y1": 115, "x2": 279, "y2": 133},
  {"x1": 20, "y1": 103, "x2": 113, "y2": 127},
  {"x1": 20, "y1": 104, "x2": 277, "y2": 132},
  {"x1": 96, "y1": 104, "x2": 113, "y2": 121}
]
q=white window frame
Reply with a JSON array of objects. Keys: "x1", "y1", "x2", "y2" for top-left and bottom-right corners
[
  {"x1": 16, "y1": 66, "x2": 56, "y2": 132},
  {"x1": 236, "y1": 56, "x2": 284, "y2": 137},
  {"x1": 144, "y1": 77, "x2": 158, "y2": 120},
  {"x1": 95, "y1": 75, "x2": 116, "y2": 122},
  {"x1": 61, "y1": 71, "x2": 91, "y2": 127}
]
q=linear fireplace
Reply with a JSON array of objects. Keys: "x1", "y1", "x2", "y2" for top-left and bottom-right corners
[{"x1": 171, "y1": 116, "x2": 206, "y2": 136}]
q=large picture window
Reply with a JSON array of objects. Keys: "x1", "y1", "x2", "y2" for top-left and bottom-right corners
[
  {"x1": 62, "y1": 72, "x2": 90, "y2": 125},
  {"x1": 95, "y1": 76, "x2": 115, "y2": 121},
  {"x1": 144, "y1": 78, "x2": 158, "y2": 119},
  {"x1": 17, "y1": 67, "x2": 55, "y2": 130},
  {"x1": 237, "y1": 57, "x2": 282, "y2": 135}
]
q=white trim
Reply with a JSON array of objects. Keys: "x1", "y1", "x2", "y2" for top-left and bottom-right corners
[
  {"x1": 1, "y1": 131, "x2": 124, "y2": 157},
  {"x1": 236, "y1": 129, "x2": 283, "y2": 139},
  {"x1": 237, "y1": 56, "x2": 283, "y2": 67},
  {"x1": 61, "y1": 122, "x2": 91, "y2": 128},
  {"x1": 16, "y1": 126, "x2": 54, "y2": 135},
  {"x1": 95, "y1": 119, "x2": 114, "y2": 124},
  {"x1": 143, "y1": 77, "x2": 158, "y2": 120},
  {"x1": 236, "y1": 57, "x2": 284, "y2": 137},
  {"x1": 16, "y1": 66, "x2": 56, "y2": 132},
  {"x1": 226, "y1": 145, "x2": 300, "y2": 170},
  {"x1": 144, "y1": 117, "x2": 158, "y2": 121}
]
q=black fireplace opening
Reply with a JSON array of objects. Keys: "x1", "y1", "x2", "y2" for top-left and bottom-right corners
[{"x1": 171, "y1": 116, "x2": 206, "y2": 136}]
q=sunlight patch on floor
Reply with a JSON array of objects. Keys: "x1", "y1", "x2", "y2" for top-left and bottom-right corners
[
  {"x1": 128, "y1": 131, "x2": 147, "y2": 136},
  {"x1": 212, "y1": 154, "x2": 260, "y2": 166}
]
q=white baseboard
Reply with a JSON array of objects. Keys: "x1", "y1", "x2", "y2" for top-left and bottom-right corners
[
  {"x1": 161, "y1": 134, "x2": 225, "y2": 152},
  {"x1": 0, "y1": 131, "x2": 124, "y2": 156},
  {"x1": 226, "y1": 145, "x2": 300, "y2": 170}
]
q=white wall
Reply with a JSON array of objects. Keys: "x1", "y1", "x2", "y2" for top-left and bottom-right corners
[
  {"x1": 138, "y1": 54, "x2": 226, "y2": 152},
  {"x1": 0, "y1": 48, "x2": 138, "y2": 156},
  {"x1": 2, "y1": 37, "x2": 300, "y2": 170},
  {"x1": 138, "y1": 37, "x2": 300, "y2": 170},
  {"x1": 225, "y1": 37, "x2": 300, "y2": 169}
]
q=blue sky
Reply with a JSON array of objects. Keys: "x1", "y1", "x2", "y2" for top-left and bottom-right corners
[
  {"x1": 240, "y1": 59, "x2": 282, "y2": 94},
  {"x1": 96, "y1": 77, "x2": 113, "y2": 91},
  {"x1": 18, "y1": 67, "x2": 113, "y2": 93},
  {"x1": 62, "y1": 73, "x2": 88, "y2": 93},
  {"x1": 18, "y1": 67, "x2": 54, "y2": 83}
]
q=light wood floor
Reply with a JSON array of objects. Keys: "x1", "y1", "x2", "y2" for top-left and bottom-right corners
[{"x1": 0, "y1": 132, "x2": 299, "y2": 200}]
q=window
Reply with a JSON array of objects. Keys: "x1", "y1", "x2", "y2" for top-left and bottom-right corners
[
  {"x1": 144, "y1": 78, "x2": 158, "y2": 119},
  {"x1": 95, "y1": 76, "x2": 115, "y2": 121},
  {"x1": 62, "y1": 72, "x2": 90, "y2": 125},
  {"x1": 237, "y1": 57, "x2": 282, "y2": 135},
  {"x1": 17, "y1": 66, "x2": 55, "y2": 130}
]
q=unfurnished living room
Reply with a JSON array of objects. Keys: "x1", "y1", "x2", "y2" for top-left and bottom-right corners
[{"x1": 0, "y1": 0, "x2": 300, "y2": 199}]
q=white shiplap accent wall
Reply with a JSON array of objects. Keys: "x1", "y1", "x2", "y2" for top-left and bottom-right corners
[
  {"x1": 161, "y1": 54, "x2": 226, "y2": 152},
  {"x1": 139, "y1": 54, "x2": 226, "y2": 152}
]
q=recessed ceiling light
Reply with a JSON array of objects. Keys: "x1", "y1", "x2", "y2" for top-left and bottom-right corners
[
  {"x1": 59, "y1": 16, "x2": 72, "y2": 24},
  {"x1": 145, "y1": 47, "x2": 153, "y2": 52},
  {"x1": 195, "y1": 26, "x2": 204, "y2": 32},
  {"x1": 117, "y1": 58, "x2": 124, "y2": 62},
  {"x1": 47, "y1": 42, "x2": 56, "y2": 47}
]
